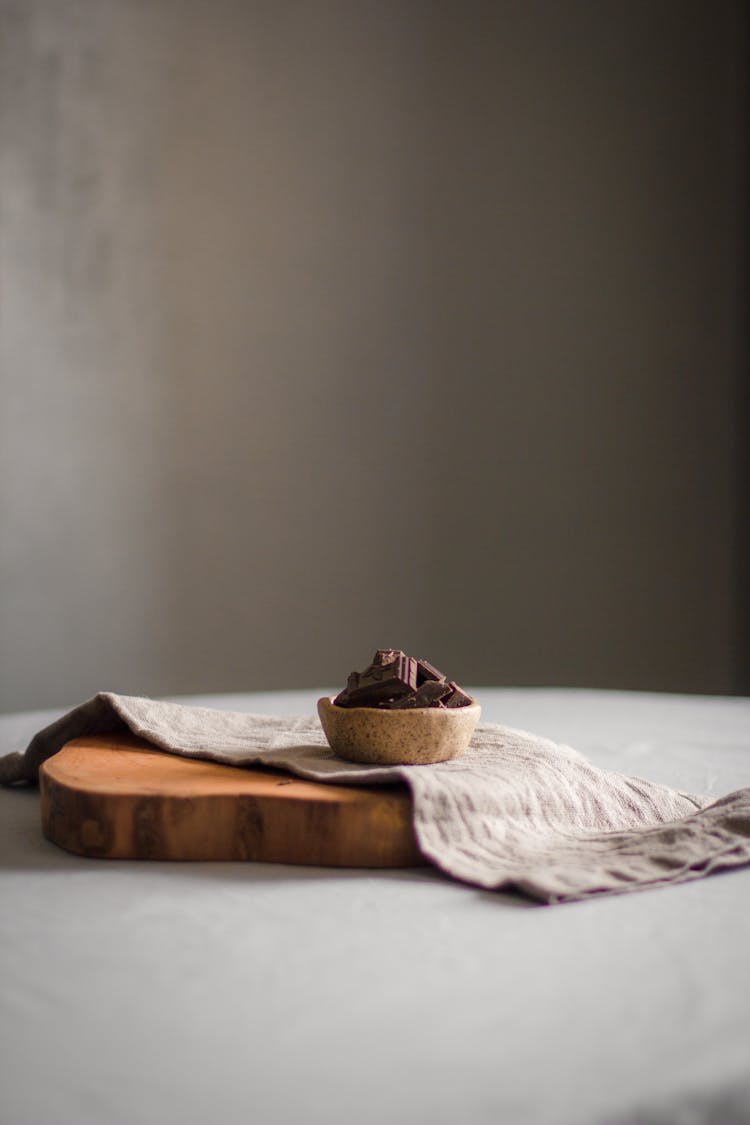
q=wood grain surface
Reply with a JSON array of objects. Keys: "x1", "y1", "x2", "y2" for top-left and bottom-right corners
[{"x1": 39, "y1": 734, "x2": 426, "y2": 867}]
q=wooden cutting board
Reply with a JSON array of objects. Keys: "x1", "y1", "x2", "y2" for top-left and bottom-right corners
[{"x1": 40, "y1": 733, "x2": 426, "y2": 867}]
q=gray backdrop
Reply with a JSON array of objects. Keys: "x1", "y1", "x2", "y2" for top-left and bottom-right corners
[{"x1": 1, "y1": 0, "x2": 747, "y2": 712}]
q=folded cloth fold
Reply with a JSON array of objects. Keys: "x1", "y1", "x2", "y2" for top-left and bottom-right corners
[{"x1": 2, "y1": 692, "x2": 749, "y2": 904}]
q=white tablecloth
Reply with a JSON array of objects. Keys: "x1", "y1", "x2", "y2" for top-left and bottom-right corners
[{"x1": 1, "y1": 689, "x2": 749, "y2": 1125}]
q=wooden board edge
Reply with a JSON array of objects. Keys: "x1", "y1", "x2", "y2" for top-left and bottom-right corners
[{"x1": 40, "y1": 746, "x2": 427, "y2": 868}]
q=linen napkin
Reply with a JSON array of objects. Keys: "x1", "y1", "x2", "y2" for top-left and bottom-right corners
[{"x1": 2, "y1": 692, "x2": 749, "y2": 904}]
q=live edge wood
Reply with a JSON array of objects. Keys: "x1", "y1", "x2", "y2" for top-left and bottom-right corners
[{"x1": 40, "y1": 733, "x2": 426, "y2": 868}]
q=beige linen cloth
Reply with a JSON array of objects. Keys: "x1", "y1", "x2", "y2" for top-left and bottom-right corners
[{"x1": 2, "y1": 692, "x2": 749, "y2": 904}]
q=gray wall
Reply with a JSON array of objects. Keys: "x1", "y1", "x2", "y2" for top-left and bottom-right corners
[{"x1": 1, "y1": 0, "x2": 747, "y2": 712}]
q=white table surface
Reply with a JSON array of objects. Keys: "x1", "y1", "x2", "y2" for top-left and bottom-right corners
[{"x1": 1, "y1": 688, "x2": 749, "y2": 1125}]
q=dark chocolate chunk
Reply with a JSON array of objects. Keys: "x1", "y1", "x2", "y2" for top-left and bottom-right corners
[
  {"x1": 333, "y1": 669, "x2": 363, "y2": 706},
  {"x1": 415, "y1": 658, "x2": 447, "y2": 685},
  {"x1": 414, "y1": 680, "x2": 453, "y2": 707},
  {"x1": 376, "y1": 680, "x2": 452, "y2": 709},
  {"x1": 442, "y1": 682, "x2": 473, "y2": 708},
  {"x1": 340, "y1": 653, "x2": 418, "y2": 707},
  {"x1": 389, "y1": 693, "x2": 418, "y2": 710}
]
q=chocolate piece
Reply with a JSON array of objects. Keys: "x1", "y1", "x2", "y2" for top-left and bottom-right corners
[
  {"x1": 332, "y1": 670, "x2": 359, "y2": 706},
  {"x1": 415, "y1": 680, "x2": 453, "y2": 707},
  {"x1": 370, "y1": 679, "x2": 453, "y2": 710},
  {"x1": 388, "y1": 693, "x2": 417, "y2": 710},
  {"x1": 442, "y1": 682, "x2": 473, "y2": 708},
  {"x1": 415, "y1": 658, "x2": 447, "y2": 685},
  {"x1": 364, "y1": 654, "x2": 416, "y2": 688},
  {"x1": 391, "y1": 679, "x2": 449, "y2": 706},
  {"x1": 338, "y1": 653, "x2": 418, "y2": 707},
  {"x1": 334, "y1": 662, "x2": 386, "y2": 706}
]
